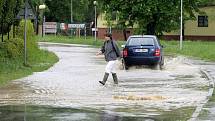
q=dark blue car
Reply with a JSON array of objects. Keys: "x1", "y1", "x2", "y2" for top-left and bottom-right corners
[{"x1": 122, "y1": 35, "x2": 164, "y2": 70}]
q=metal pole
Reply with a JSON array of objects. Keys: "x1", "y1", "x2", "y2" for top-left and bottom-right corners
[
  {"x1": 180, "y1": 0, "x2": 183, "y2": 50},
  {"x1": 71, "y1": 0, "x2": 73, "y2": 36},
  {"x1": 71, "y1": 0, "x2": 73, "y2": 23},
  {"x1": 85, "y1": 26, "x2": 86, "y2": 40},
  {"x1": 36, "y1": 6, "x2": 39, "y2": 35},
  {"x1": 94, "y1": 4, "x2": 97, "y2": 42},
  {"x1": 24, "y1": 0, "x2": 27, "y2": 65},
  {"x1": 42, "y1": 14, "x2": 43, "y2": 37},
  {"x1": 42, "y1": 12, "x2": 44, "y2": 37},
  {"x1": 44, "y1": 16, "x2": 46, "y2": 36}
]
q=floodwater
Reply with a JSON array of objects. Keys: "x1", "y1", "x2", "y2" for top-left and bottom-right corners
[{"x1": 0, "y1": 43, "x2": 210, "y2": 121}]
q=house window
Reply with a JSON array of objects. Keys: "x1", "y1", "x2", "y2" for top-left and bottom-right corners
[{"x1": 198, "y1": 16, "x2": 208, "y2": 27}]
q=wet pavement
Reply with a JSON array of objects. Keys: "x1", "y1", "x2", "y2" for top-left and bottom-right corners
[
  {"x1": 191, "y1": 60, "x2": 215, "y2": 121},
  {"x1": 0, "y1": 42, "x2": 212, "y2": 121}
]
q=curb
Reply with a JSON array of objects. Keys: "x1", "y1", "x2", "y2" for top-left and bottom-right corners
[{"x1": 188, "y1": 69, "x2": 214, "y2": 121}]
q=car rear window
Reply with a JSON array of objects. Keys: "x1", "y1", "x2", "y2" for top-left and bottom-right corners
[{"x1": 128, "y1": 37, "x2": 155, "y2": 46}]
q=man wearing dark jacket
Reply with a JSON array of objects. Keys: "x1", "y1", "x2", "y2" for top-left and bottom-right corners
[{"x1": 96, "y1": 33, "x2": 121, "y2": 85}]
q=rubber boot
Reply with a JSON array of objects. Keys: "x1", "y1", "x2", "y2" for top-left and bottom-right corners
[
  {"x1": 99, "y1": 73, "x2": 109, "y2": 85},
  {"x1": 112, "y1": 73, "x2": 118, "y2": 84}
]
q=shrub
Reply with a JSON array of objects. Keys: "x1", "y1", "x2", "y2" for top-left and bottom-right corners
[
  {"x1": 16, "y1": 20, "x2": 38, "y2": 51},
  {"x1": 4, "y1": 38, "x2": 24, "y2": 58},
  {"x1": 0, "y1": 20, "x2": 38, "y2": 59}
]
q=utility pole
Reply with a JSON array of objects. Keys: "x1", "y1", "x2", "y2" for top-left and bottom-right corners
[
  {"x1": 71, "y1": 0, "x2": 73, "y2": 36},
  {"x1": 94, "y1": 1, "x2": 97, "y2": 42},
  {"x1": 24, "y1": 0, "x2": 28, "y2": 65},
  {"x1": 71, "y1": 0, "x2": 73, "y2": 23},
  {"x1": 180, "y1": 0, "x2": 183, "y2": 50}
]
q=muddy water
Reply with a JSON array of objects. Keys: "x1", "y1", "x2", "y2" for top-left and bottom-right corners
[{"x1": 0, "y1": 43, "x2": 210, "y2": 121}]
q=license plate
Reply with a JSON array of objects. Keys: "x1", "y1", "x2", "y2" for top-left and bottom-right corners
[{"x1": 135, "y1": 49, "x2": 148, "y2": 52}]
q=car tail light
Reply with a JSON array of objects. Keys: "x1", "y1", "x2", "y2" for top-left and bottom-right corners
[
  {"x1": 123, "y1": 48, "x2": 128, "y2": 57},
  {"x1": 154, "y1": 49, "x2": 160, "y2": 56}
]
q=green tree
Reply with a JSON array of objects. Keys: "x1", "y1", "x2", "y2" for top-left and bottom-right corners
[
  {"x1": 0, "y1": 0, "x2": 23, "y2": 41},
  {"x1": 0, "y1": 0, "x2": 3, "y2": 17},
  {"x1": 101, "y1": 0, "x2": 212, "y2": 36},
  {"x1": 1, "y1": 0, "x2": 16, "y2": 41},
  {"x1": 41, "y1": 0, "x2": 102, "y2": 23}
]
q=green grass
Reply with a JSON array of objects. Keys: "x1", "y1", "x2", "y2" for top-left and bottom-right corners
[
  {"x1": 37, "y1": 35, "x2": 126, "y2": 48},
  {"x1": 0, "y1": 50, "x2": 58, "y2": 85},
  {"x1": 161, "y1": 40, "x2": 215, "y2": 61},
  {"x1": 0, "y1": 35, "x2": 59, "y2": 85}
]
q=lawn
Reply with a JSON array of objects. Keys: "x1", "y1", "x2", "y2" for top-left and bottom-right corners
[
  {"x1": 0, "y1": 34, "x2": 58, "y2": 85},
  {"x1": 37, "y1": 35, "x2": 126, "y2": 48},
  {"x1": 0, "y1": 50, "x2": 58, "y2": 85},
  {"x1": 161, "y1": 40, "x2": 215, "y2": 61}
]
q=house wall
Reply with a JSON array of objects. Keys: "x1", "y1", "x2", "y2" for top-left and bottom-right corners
[
  {"x1": 164, "y1": 6, "x2": 215, "y2": 40},
  {"x1": 98, "y1": 28, "x2": 133, "y2": 41},
  {"x1": 186, "y1": 6, "x2": 215, "y2": 36},
  {"x1": 97, "y1": 6, "x2": 215, "y2": 41},
  {"x1": 97, "y1": 13, "x2": 133, "y2": 41}
]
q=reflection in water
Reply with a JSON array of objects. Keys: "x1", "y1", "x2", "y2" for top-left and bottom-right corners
[
  {"x1": 0, "y1": 105, "x2": 194, "y2": 121},
  {"x1": 101, "y1": 112, "x2": 121, "y2": 121}
]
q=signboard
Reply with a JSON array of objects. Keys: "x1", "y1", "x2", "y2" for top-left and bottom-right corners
[
  {"x1": 68, "y1": 24, "x2": 85, "y2": 29},
  {"x1": 44, "y1": 22, "x2": 57, "y2": 34},
  {"x1": 60, "y1": 23, "x2": 66, "y2": 30},
  {"x1": 16, "y1": 2, "x2": 36, "y2": 20},
  {"x1": 91, "y1": 28, "x2": 98, "y2": 31}
]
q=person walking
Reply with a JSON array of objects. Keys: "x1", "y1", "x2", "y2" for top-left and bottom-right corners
[{"x1": 96, "y1": 33, "x2": 121, "y2": 85}]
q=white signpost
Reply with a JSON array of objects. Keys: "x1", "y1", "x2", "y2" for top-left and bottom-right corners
[
  {"x1": 68, "y1": 24, "x2": 85, "y2": 29},
  {"x1": 44, "y1": 22, "x2": 57, "y2": 35},
  {"x1": 68, "y1": 24, "x2": 86, "y2": 39}
]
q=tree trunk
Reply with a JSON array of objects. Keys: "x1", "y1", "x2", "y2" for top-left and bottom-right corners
[
  {"x1": 13, "y1": 24, "x2": 16, "y2": 38},
  {"x1": 146, "y1": 22, "x2": 156, "y2": 35},
  {"x1": 1, "y1": 19, "x2": 3, "y2": 42},
  {"x1": 123, "y1": 29, "x2": 127, "y2": 41},
  {"x1": 36, "y1": 19, "x2": 39, "y2": 35},
  {"x1": 1, "y1": 33, "x2": 3, "y2": 42},
  {"x1": 36, "y1": 6, "x2": 39, "y2": 35},
  {"x1": 8, "y1": 24, "x2": 10, "y2": 40},
  {"x1": 146, "y1": 14, "x2": 158, "y2": 35},
  {"x1": 182, "y1": 22, "x2": 185, "y2": 40}
]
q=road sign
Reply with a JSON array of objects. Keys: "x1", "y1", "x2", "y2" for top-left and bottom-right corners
[
  {"x1": 91, "y1": 28, "x2": 98, "y2": 31},
  {"x1": 17, "y1": 0, "x2": 36, "y2": 65},
  {"x1": 68, "y1": 24, "x2": 85, "y2": 29},
  {"x1": 44, "y1": 22, "x2": 57, "y2": 34},
  {"x1": 16, "y1": 2, "x2": 36, "y2": 20}
]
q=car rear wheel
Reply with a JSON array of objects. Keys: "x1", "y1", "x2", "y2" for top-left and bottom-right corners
[
  {"x1": 124, "y1": 65, "x2": 129, "y2": 70},
  {"x1": 153, "y1": 57, "x2": 164, "y2": 70},
  {"x1": 152, "y1": 62, "x2": 161, "y2": 70},
  {"x1": 122, "y1": 59, "x2": 129, "y2": 70},
  {"x1": 152, "y1": 63, "x2": 161, "y2": 70},
  {"x1": 160, "y1": 56, "x2": 165, "y2": 70}
]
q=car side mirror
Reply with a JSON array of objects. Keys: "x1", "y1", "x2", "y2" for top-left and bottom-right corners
[{"x1": 121, "y1": 45, "x2": 125, "y2": 48}]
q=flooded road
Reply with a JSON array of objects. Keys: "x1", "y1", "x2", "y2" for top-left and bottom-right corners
[{"x1": 0, "y1": 43, "x2": 210, "y2": 121}]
